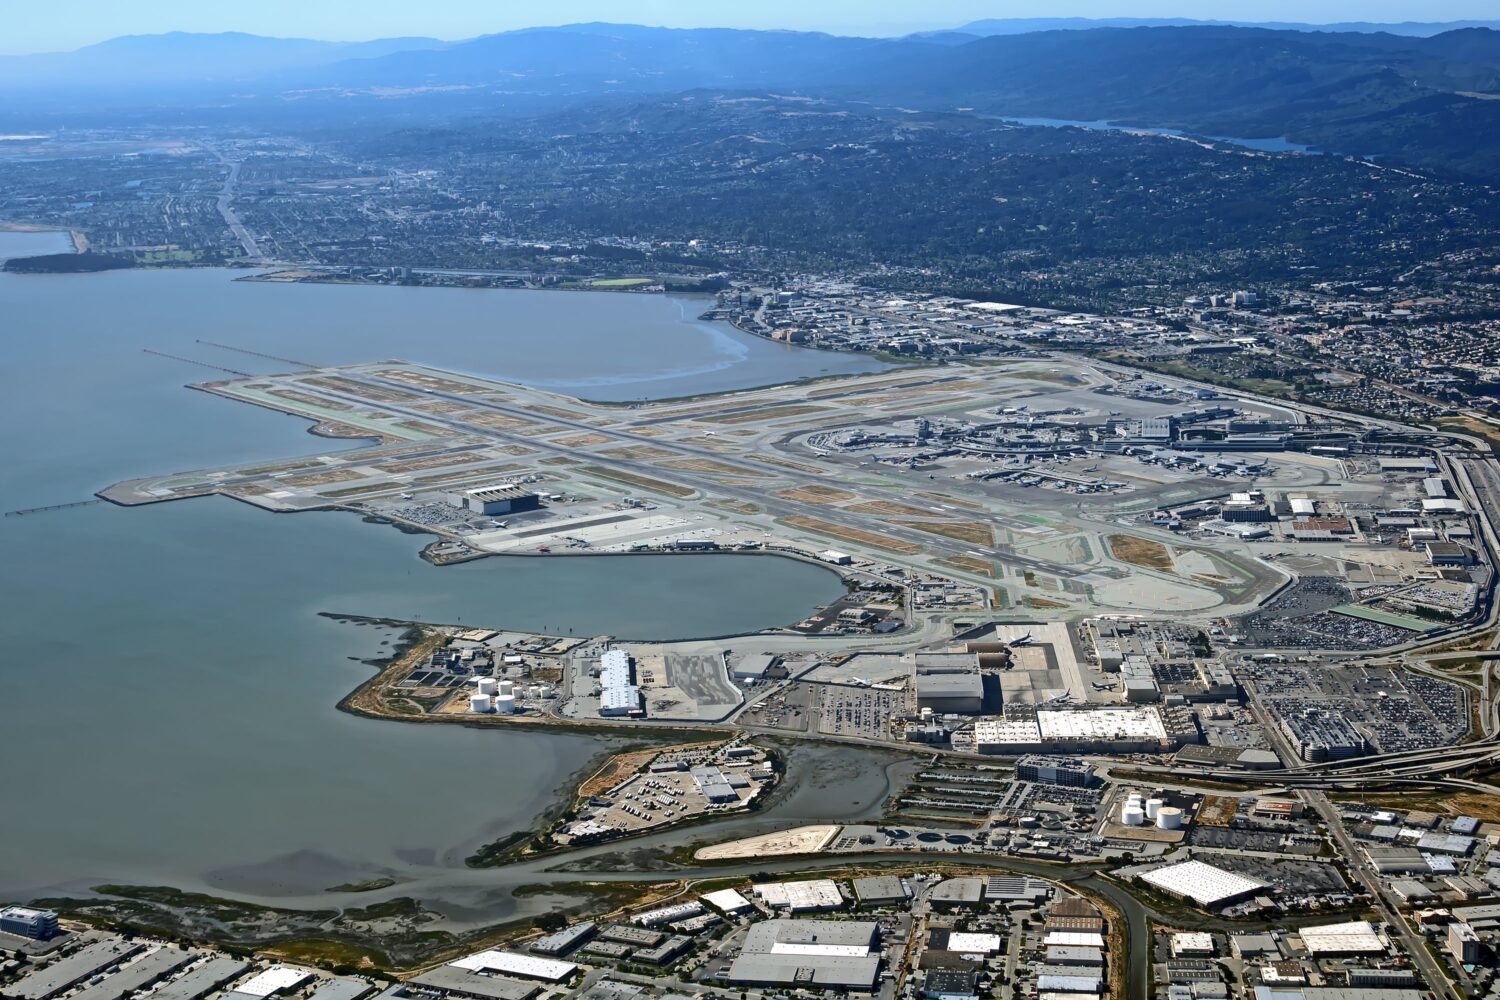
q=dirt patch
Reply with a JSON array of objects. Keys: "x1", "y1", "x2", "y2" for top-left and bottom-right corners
[
  {"x1": 374, "y1": 452, "x2": 489, "y2": 474},
  {"x1": 891, "y1": 519, "x2": 995, "y2": 546},
  {"x1": 709, "y1": 499, "x2": 761, "y2": 515},
  {"x1": 1197, "y1": 795, "x2": 1239, "y2": 827},
  {"x1": 600, "y1": 444, "x2": 677, "y2": 461},
  {"x1": 281, "y1": 467, "x2": 364, "y2": 487},
  {"x1": 1108, "y1": 533, "x2": 1175, "y2": 572},
  {"x1": 467, "y1": 411, "x2": 542, "y2": 432},
  {"x1": 847, "y1": 500, "x2": 942, "y2": 518},
  {"x1": 757, "y1": 457, "x2": 830, "y2": 476},
  {"x1": 783, "y1": 516, "x2": 921, "y2": 554},
  {"x1": 553, "y1": 432, "x2": 611, "y2": 447},
  {"x1": 1024, "y1": 596, "x2": 1069, "y2": 609},
  {"x1": 577, "y1": 740, "x2": 722, "y2": 799},
  {"x1": 701, "y1": 404, "x2": 830, "y2": 424},
  {"x1": 917, "y1": 491, "x2": 984, "y2": 511},
  {"x1": 580, "y1": 466, "x2": 696, "y2": 498},
  {"x1": 777, "y1": 485, "x2": 858, "y2": 504},
  {"x1": 662, "y1": 458, "x2": 768, "y2": 477},
  {"x1": 937, "y1": 556, "x2": 995, "y2": 577}
]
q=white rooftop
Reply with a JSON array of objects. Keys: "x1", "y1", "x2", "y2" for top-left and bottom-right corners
[
  {"x1": 451, "y1": 951, "x2": 577, "y2": 982},
  {"x1": 1044, "y1": 931, "x2": 1105, "y2": 948},
  {"x1": 946, "y1": 932, "x2": 1002, "y2": 954},
  {"x1": 1172, "y1": 931, "x2": 1215, "y2": 953},
  {"x1": 1038, "y1": 707, "x2": 1167, "y2": 741},
  {"x1": 702, "y1": 888, "x2": 753, "y2": 913},
  {"x1": 753, "y1": 878, "x2": 844, "y2": 911},
  {"x1": 1138, "y1": 860, "x2": 1268, "y2": 906},
  {"x1": 1297, "y1": 920, "x2": 1387, "y2": 956},
  {"x1": 234, "y1": 969, "x2": 312, "y2": 998}
]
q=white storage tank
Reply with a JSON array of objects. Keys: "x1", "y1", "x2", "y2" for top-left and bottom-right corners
[
  {"x1": 495, "y1": 693, "x2": 517, "y2": 715},
  {"x1": 476, "y1": 677, "x2": 499, "y2": 696},
  {"x1": 1156, "y1": 807, "x2": 1184, "y2": 830},
  {"x1": 498, "y1": 680, "x2": 516, "y2": 697},
  {"x1": 1121, "y1": 803, "x2": 1145, "y2": 826},
  {"x1": 1145, "y1": 798, "x2": 1165, "y2": 820},
  {"x1": 468, "y1": 693, "x2": 493, "y2": 714}
]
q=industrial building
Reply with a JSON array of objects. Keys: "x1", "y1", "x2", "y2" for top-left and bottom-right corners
[
  {"x1": 851, "y1": 876, "x2": 909, "y2": 907},
  {"x1": 1135, "y1": 860, "x2": 1269, "y2": 908},
  {"x1": 230, "y1": 968, "x2": 311, "y2": 999},
  {"x1": 597, "y1": 649, "x2": 640, "y2": 717},
  {"x1": 725, "y1": 919, "x2": 882, "y2": 992},
  {"x1": 690, "y1": 765, "x2": 740, "y2": 803},
  {"x1": 449, "y1": 952, "x2": 577, "y2": 984},
  {"x1": 0, "y1": 906, "x2": 59, "y2": 940},
  {"x1": 405, "y1": 968, "x2": 540, "y2": 1000},
  {"x1": 914, "y1": 654, "x2": 985, "y2": 714},
  {"x1": 701, "y1": 888, "x2": 754, "y2": 915},
  {"x1": 530, "y1": 922, "x2": 596, "y2": 956},
  {"x1": 973, "y1": 707, "x2": 1173, "y2": 754},
  {"x1": 1296, "y1": 921, "x2": 1387, "y2": 957},
  {"x1": 452, "y1": 485, "x2": 541, "y2": 516},
  {"x1": 1016, "y1": 755, "x2": 1097, "y2": 787},
  {"x1": 753, "y1": 879, "x2": 845, "y2": 912},
  {"x1": 1277, "y1": 708, "x2": 1368, "y2": 762}
]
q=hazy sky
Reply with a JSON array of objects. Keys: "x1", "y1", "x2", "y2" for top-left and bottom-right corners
[{"x1": 2, "y1": 0, "x2": 1491, "y2": 54}]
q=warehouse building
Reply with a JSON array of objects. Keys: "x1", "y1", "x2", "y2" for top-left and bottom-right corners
[
  {"x1": 1136, "y1": 860, "x2": 1268, "y2": 909},
  {"x1": 453, "y1": 485, "x2": 541, "y2": 516},
  {"x1": 914, "y1": 654, "x2": 985, "y2": 714},
  {"x1": 852, "y1": 876, "x2": 909, "y2": 907},
  {"x1": 753, "y1": 879, "x2": 845, "y2": 912},
  {"x1": 1296, "y1": 921, "x2": 1388, "y2": 957},
  {"x1": 597, "y1": 649, "x2": 640, "y2": 717},
  {"x1": 725, "y1": 919, "x2": 882, "y2": 992},
  {"x1": 974, "y1": 707, "x2": 1173, "y2": 754},
  {"x1": 449, "y1": 952, "x2": 577, "y2": 984}
]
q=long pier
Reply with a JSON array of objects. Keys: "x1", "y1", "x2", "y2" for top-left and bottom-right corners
[
  {"x1": 141, "y1": 349, "x2": 251, "y2": 377},
  {"x1": 5, "y1": 499, "x2": 103, "y2": 517},
  {"x1": 196, "y1": 339, "x2": 319, "y2": 369}
]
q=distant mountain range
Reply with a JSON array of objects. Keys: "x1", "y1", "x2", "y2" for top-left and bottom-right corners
[
  {"x1": 946, "y1": 17, "x2": 1500, "y2": 38},
  {"x1": 0, "y1": 31, "x2": 445, "y2": 87},
  {"x1": 1, "y1": 22, "x2": 1497, "y2": 181}
]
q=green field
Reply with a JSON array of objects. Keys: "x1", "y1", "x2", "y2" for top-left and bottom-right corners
[
  {"x1": 591, "y1": 277, "x2": 653, "y2": 288},
  {"x1": 1329, "y1": 604, "x2": 1436, "y2": 632}
]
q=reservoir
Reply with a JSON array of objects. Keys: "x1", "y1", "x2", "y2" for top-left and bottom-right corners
[
  {"x1": 0, "y1": 268, "x2": 870, "y2": 900},
  {"x1": 1002, "y1": 116, "x2": 1319, "y2": 154},
  {"x1": 0, "y1": 228, "x2": 75, "y2": 260}
]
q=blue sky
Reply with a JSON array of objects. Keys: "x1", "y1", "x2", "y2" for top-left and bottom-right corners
[{"x1": 2, "y1": 0, "x2": 1491, "y2": 54}]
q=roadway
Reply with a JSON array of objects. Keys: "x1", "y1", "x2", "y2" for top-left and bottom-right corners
[{"x1": 209, "y1": 149, "x2": 264, "y2": 261}]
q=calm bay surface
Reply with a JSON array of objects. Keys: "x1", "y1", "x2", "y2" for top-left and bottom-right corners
[
  {"x1": 0, "y1": 229, "x2": 75, "y2": 260},
  {"x1": 0, "y1": 269, "x2": 880, "y2": 900}
]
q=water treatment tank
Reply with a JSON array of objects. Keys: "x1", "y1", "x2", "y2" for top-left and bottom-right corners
[
  {"x1": 468, "y1": 693, "x2": 493, "y2": 714},
  {"x1": 495, "y1": 693, "x2": 517, "y2": 715},
  {"x1": 1156, "y1": 807, "x2": 1184, "y2": 830},
  {"x1": 1146, "y1": 797, "x2": 1165, "y2": 820}
]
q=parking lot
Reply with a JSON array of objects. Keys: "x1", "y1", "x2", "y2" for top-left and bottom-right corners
[{"x1": 817, "y1": 683, "x2": 910, "y2": 740}]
